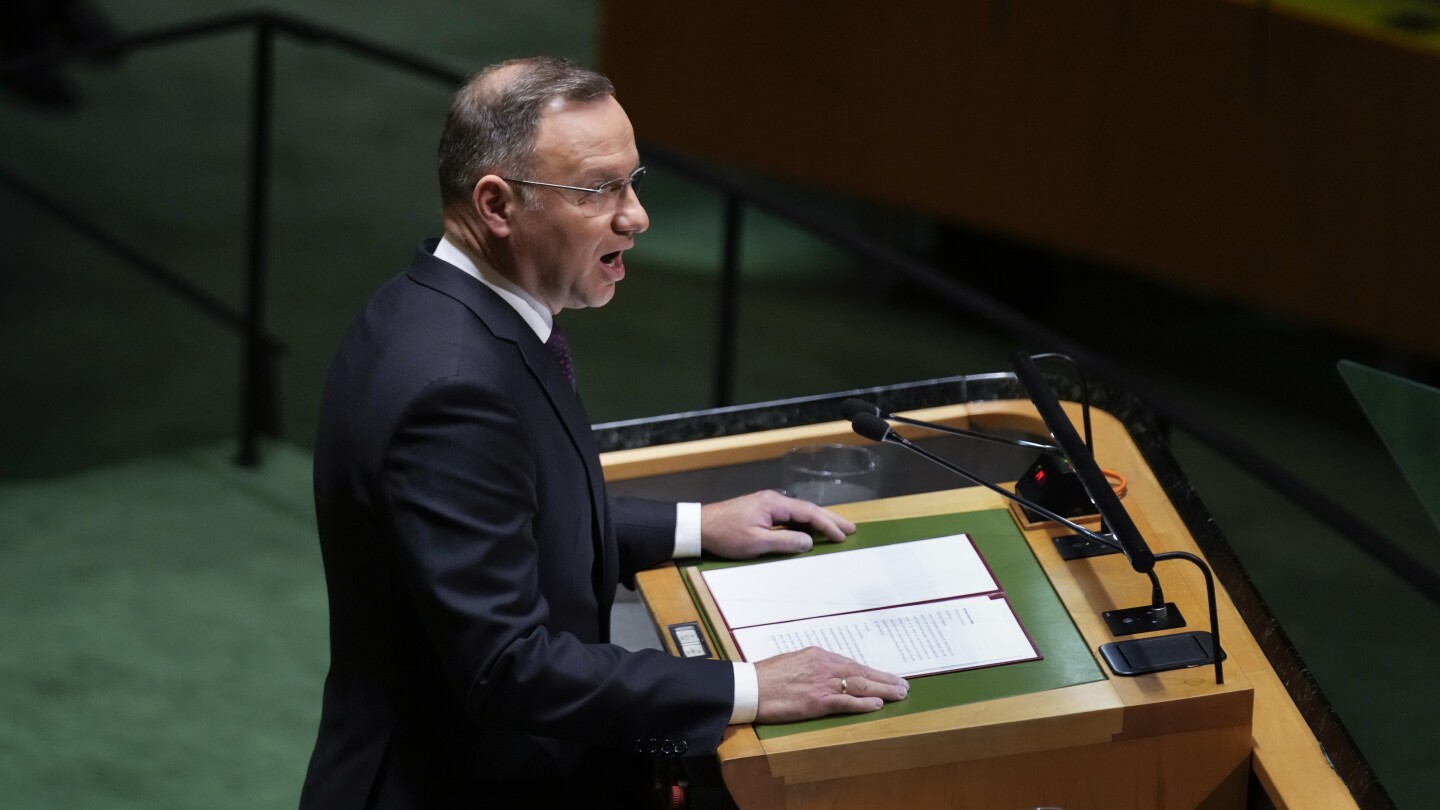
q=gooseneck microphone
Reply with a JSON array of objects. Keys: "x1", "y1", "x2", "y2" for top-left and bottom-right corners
[
  {"x1": 1007, "y1": 351, "x2": 1222, "y2": 683},
  {"x1": 841, "y1": 398, "x2": 1063, "y2": 456},
  {"x1": 849, "y1": 412, "x2": 1122, "y2": 554}
]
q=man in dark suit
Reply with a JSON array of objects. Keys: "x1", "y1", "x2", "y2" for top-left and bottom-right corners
[{"x1": 300, "y1": 57, "x2": 908, "y2": 808}]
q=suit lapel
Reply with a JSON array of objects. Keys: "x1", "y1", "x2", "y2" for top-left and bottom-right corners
[{"x1": 406, "y1": 244, "x2": 617, "y2": 617}]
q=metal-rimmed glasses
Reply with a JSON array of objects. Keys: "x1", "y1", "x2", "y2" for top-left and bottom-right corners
[{"x1": 502, "y1": 166, "x2": 646, "y2": 216}]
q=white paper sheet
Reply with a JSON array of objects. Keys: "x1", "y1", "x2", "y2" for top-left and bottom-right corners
[
  {"x1": 730, "y1": 594, "x2": 1039, "y2": 676},
  {"x1": 701, "y1": 534, "x2": 998, "y2": 630}
]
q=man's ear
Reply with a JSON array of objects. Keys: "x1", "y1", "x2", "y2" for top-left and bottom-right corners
[{"x1": 472, "y1": 175, "x2": 515, "y2": 237}]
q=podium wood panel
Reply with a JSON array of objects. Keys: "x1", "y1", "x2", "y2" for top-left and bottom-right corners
[{"x1": 607, "y1": 401, "x2": 1356, "y2": 808}]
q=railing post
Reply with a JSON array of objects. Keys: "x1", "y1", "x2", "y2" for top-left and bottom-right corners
[
  {"x1": 714, "y1": 194, "x2": 745, "y2": 407},
  {"x1": 236, "y1": 18, "x2": 278, "y2": 467}
]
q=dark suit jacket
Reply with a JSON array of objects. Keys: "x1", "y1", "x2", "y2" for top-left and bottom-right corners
[{"x1": 300, "y1": 241, "x2": 734, "y2": 808}]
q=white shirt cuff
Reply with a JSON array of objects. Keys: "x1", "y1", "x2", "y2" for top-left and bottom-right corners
[
  {"x1": 674, "y1": 502, "x2": 754, "y2": 723},
  {"x1": 673, "y1": 502, "x2": 702, "y2": 558},
  {"x1": 729, "y1": 662, "x2": 759, "y2": 725}
]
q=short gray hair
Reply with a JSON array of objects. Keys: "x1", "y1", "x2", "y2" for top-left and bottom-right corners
[{"x1": 437, "y1": 56, "x2": 615, "y2": 211}]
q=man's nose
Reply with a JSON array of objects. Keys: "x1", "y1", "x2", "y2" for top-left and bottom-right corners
[{"x1": 613, "y1": 185, "x2": 649, "y2": 235}]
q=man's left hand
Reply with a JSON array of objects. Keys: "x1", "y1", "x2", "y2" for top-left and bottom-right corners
[{"x1": 700, "y1": 490, "x2": 856, "y2": 560}]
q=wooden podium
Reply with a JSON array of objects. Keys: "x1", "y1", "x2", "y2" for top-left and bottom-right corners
[{"x1": 601, "y1": 400, "x2": 1359, "y2": 809}]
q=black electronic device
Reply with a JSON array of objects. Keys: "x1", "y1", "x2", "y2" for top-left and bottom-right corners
[
  {"x1": 1015, "y1": 454, "x2": 1096, "y2": 522},
  {"x1": 1099, "y1": 630, "x2": 1225, "y2": 676},
  {"x1": 666, "y1": 622, "x2": 712, "y2": 659}
]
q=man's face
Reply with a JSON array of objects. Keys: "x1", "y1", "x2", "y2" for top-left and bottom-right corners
[{"x1": 506, "y1": 95, "x2": 649, "y2": 313}]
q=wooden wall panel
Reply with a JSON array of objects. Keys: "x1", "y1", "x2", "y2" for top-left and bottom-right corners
[{"x1": 600, "y1": 0, "x2": 1440, "y2": 356}]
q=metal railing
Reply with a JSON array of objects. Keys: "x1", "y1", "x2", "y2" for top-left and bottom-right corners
[{"x1": 2, "y1": 11, "x2": 463, "y2": 465}]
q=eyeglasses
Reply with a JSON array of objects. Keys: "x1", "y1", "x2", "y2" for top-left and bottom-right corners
[{"x1": 502, "y1": 166, "x2": 646, "y2": 215}]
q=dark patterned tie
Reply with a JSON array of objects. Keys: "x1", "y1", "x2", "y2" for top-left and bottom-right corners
[{"x1": 545, "y1": 323, "x2": 577, "y2": 390}]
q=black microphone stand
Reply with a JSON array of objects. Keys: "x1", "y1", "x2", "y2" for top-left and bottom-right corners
[
  {"x1": 1009, "y1": 351, "x2": 1224, "y2": 684},
  {"x1": 841, "y1": 397, "x2": 1064, "y2": 456}
]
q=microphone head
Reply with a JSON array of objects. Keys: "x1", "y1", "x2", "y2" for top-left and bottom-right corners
[
  {"x1": 840, "y1": 398, "x2": 882, "y2": 421},
  {"x1": 850, "y1": 412, "x2": 894, "y2": 443}
]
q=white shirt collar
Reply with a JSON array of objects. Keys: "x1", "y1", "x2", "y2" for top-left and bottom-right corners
[{"x1": 433, "y1": 236, "x2": 553, "y2": 343}]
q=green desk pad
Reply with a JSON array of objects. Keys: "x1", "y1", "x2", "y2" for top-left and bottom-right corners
[{"x1": 686, "y1": 509, "x2": 1106, "y2": 739}]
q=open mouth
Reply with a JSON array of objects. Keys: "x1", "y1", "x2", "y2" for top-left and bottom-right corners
[{"x1": 599, "y1": 250, "x2": 625, "y2": 280}]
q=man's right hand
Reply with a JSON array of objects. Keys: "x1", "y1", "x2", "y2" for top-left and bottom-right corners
[{"x1": 753, "y1": 647, "x2": 909, "y2": 724}]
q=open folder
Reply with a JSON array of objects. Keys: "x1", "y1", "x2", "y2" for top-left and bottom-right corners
[{"x1": 695, "y1": 534, "x2": 1041, "y2": 677}]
